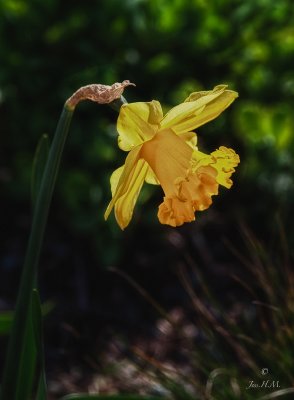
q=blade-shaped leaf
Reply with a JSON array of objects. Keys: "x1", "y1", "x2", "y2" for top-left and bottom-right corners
[
  {"x1": 0, "y1": 311, "x2": 13, "y2": 335},
  {"x1": 1, "y1": 107, "x2": 73, "y2": 400},
  {"x1": 0, "y1": 301, "x2": 54, "y2": 337},
  {"x1": 15, "y1": 294, "x2": 37, "y2": 400},
  {"x1": 14, "y1": 289, "x2": 48, "y2": 400},
  {"x1": 32, "y1": 289, "x2": 47, "y2": 400}
]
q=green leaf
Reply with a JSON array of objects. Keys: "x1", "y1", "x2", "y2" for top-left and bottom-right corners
[
  {"x1": 15, "y1": 294, "x2": 37, "y2": 400},
  {"x1": 12, "y1": 289, "x2": 48, "y2": 400},
  {"x1": 0, "y1": 301, "x2": 54, "y2": 336},
  {"x1": 31, "y1": 289, "x2": 43, "y2": 355},
  {"x1": 1, "y1": 107, "x2": 73, "y2": 400},
  {"x1": 31, "y1": 134, "x2": 49, "y2": 208},
  {"x1": 0, "y1": 298, "x2": 52, "y2": 398},
  {"x1": 32, "y1": 289, "x2": 47, "y2": 400},
  {"x1": 0, "y1": 311, "x2": 13, "y2": 335},
  {"x1": 35, "y1": 374, "x2": 47, "y2": 400}
]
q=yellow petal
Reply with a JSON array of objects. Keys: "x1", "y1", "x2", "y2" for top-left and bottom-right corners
[
  {"x1": 114, "y1": 159, "x2": 149, "y2": 229},
  {"x1": 192, "y1": 146, "x2": 240, "y2": 188},
  {"x1": 144, "y1": 131, "x2": 198, "y2": 184},
  {"x1": 161, "y1": 102, "x2": 206, "y2": 132},
  {"x1": 158, "y1": 197, "x2": 195, "y2": 227},
  {"x1": 145, "y1": 166, "x2": 160, "y2": 185},
  {"x1": 117, "y1": 101, "x2": 163, "y2": 151},
  {"x1": 161, "y1": 85, "x2": 238, "y2": 135},
  {"x1": 177, "y1": 131, "x2": 197, "y2": 149},
  {"x1": 157, "y1": 162, "x2": 222, "y2": 227},
  {"x1": 109, "y1": 165, "x2": 124, "y2": 196},
  {"x1": 175, "y1": 166, "x2": 218, "y2": 209},
  {"x1": 140, "y1": 129, "x2": 192, "y2": 198},
  {"x1": 184, "y1": 84, "x2": 228, "y2": 102},
  {"x1": 104, "y1": 145, "x2": 142, "y2": 220}
]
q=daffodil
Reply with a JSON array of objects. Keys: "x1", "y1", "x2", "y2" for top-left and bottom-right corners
[{"x1": 105, "y1": 84, "x2": 240, "y2": 229}]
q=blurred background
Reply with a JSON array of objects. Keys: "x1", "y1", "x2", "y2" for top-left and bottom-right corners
[{"x1": 1, "y1": 0, "x2": 294, "y2": 398}]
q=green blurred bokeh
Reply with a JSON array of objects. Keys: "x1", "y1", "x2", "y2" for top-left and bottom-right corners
[{"x1": 1, "y1": 0, "x2": 294, "y2": 283}]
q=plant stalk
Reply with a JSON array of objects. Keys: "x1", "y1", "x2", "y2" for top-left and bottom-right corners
[{"x1": 0, "y1": 105, "x2": 74, "y2": 400}]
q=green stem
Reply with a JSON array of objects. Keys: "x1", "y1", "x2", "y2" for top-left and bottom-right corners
[
  {"x1": 1, "y1": 105, "x2": 74, "y2": 400},
  {"x1": 109, "y1": 95, "x2": 127, "y2": 112}
]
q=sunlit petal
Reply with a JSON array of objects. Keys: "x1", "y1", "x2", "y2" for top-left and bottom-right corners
[
  {"x1": 192, "y1": 146, "x2": 240, "y2": 188},
  {"x1": 161, "y1": 85, "x2": 238, "y2": 134},
  {"x1": 176, "y1": 167, "x2": 218, "y2": 210},
  {"x1": 104, "y1": 145, "x2": 142, "y2": 220},
  {"x1": 158, "y1": 165, "x2": 220, "y2": 227},
  {"x1": 145, "y1": 167, "x2": 160, "y2": 185},
  {"x1": 117, "y1": 101, "x2": 163, "y2": 151},
  {"x1": 177, "y1": 131, "x2": 197, "y2": 149},
  {"x1": 114, "y1": 159, "x2": 149, "y2": 229},
  {"x1": 141, "y1": 129, "x2": 192, "y2": 197},
  {"x1": 109, "y1": 165, "x2": 124, "y2": 196},
  {"x1": 184, "y1": 84, "x2": 228, "y2": 102},
  {"x1": 158, "y1": 197, "x2": 195, "y2": 227}
]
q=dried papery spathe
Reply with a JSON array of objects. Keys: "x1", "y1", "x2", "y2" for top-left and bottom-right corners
[{"x1": 66, "y1": 80, "x2": 135, "y2": 110}]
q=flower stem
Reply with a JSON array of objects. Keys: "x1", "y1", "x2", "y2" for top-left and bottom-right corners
[
  {"x1": 109, "y1": 95, "x2": 127, "y2": 112},
  {"x1": 0, "y1": 105, "x2": 74, "y2": 400}
]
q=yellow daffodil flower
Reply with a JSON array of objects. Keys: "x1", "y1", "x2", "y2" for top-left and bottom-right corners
[{"x1": 105, "y1": 84, "x2": 240, "y2": 229}]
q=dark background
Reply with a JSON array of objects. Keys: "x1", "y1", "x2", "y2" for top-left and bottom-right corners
[{"x1": 1, "y1": 0, "x2": 294, "y2": 398}]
